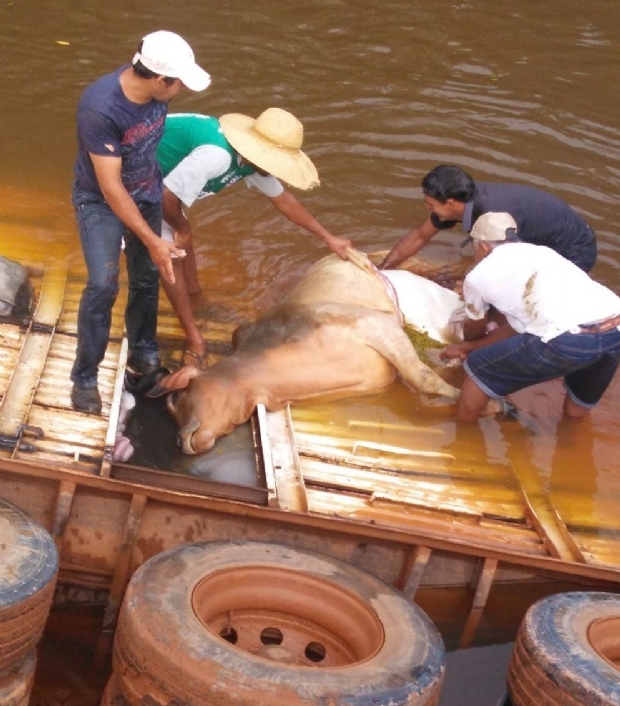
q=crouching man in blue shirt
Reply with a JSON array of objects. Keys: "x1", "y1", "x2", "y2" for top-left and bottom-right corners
[{"x1": 379, "y1": 164, "x2": 597, "y2": 273}]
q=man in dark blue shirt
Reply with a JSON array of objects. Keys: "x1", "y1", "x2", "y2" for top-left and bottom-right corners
[
  {"x1": 70, "y1": 30, "x2": 210, "y2": 414},
  {"x1": 379, "y1": 164, "x2": 597, "y2": 273}
]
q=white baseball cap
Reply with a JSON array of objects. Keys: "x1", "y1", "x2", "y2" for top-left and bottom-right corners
[
  {"x1": 133, "y1": 30, "x2": 211, "y2": 92},
  {"x1": 461, "y1": 212, "x2": 520, "y2": 247}
]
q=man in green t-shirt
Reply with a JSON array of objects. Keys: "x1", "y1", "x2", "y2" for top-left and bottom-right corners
[{"x1": 157, "y1": 108, "x2": 353, "y2": 367}]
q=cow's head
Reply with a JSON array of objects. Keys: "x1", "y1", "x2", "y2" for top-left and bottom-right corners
[{"x1": 147, "y1": 364, "x2": 254, "y2": 454}]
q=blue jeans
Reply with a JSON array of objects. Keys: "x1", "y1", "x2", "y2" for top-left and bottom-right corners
[
  {"x1": 70, "y1": 186, "x2": 162, "y2": 388},
  {"x1": 464, "y1": 327, "x2": 620, "y2": 409}
]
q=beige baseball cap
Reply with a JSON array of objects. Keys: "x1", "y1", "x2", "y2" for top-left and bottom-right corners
[{"x1": 461, "y1": 212, "x2": 520, "y2": 247}]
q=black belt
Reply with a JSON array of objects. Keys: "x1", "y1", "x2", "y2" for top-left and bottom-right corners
[{"x1": 579, "y1": 313, "x2": 620, "y2": 333}]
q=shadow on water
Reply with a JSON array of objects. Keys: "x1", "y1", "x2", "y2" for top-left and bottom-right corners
[{"x1": 123, "y1": 393, "x2": 260, "y2": 489}]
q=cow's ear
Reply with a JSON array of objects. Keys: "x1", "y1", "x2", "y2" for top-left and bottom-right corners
[
  {"x1": 146, "y1": 383, "x2": 171, "y2": 398},
  {"x1": 145, "y1": 366, "x2": 199, "y2": 397}
]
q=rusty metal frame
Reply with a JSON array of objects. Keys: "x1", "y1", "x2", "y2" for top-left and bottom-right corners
[{"x1": 4, "y1": 455, "x2": 620, "y2": 587}]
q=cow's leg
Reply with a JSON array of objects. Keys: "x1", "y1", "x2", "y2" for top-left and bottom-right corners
[{"x1": 353, "y1": 312, "x2": 460, "y2": 400}]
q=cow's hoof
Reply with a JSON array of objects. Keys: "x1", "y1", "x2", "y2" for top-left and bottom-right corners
[
  {"x1": 483, "y1": 398, "x2": 518, "y2": 419},
  {"x1": 125, "y1": 367, "x2": 171, "y2": 395},
  {"x1": 113, "y1": 434, "x2": 135, "y2": 463},
  {"x1": 499, "y1": 400, "x2": 518, "y2": 419}
]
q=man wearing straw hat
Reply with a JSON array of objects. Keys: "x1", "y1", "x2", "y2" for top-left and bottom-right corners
[
  {"x1": 439, "y1": 212, "x2": 620, "y2": 422},
  {"x1": 157, "y1": 108, "x2": 353, "y2": 368}
]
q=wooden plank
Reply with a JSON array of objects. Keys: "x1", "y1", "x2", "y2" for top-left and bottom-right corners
[
  {"x1": 293, "y1": 431, "x2": 511, "y2": 481},
  {"x1": 0, "y1": 256, "x2": 68, "y2": 441},
  {"x1": 110, "y1": 464, "x2": 268, "y2": 504},
  {"x1": 301, "y1": 457, "x2": 523, "y2": 521},
  {"x1": 273, "y1": 404, "x2": 309, "y2": 512},
  {"x1": 401, "y1": 545, "x2": 432, "y2": 601},
  {"x1": 50, "y1": 480, "x2": 76, "y2": 555},
  {"x1": 0, "y1": 324, "x2": 24, "y2": 405},
  {"x1": 256, "y1": 404, "x2": 277, "y2": 507},
  {"x1": 305, "y1": 487, "x2": 548, "y2": 555},
  {"x1": 101, "y1": 338, "x2": 129, "y2": 478},
  {"x1": 460, "y1": 558, "x2": 499, "y2": 648},
  {"x1": 32, "y1": 256, "x2": 67, "y2": 327},
  {"x1": 102, "y1": 494, "x2": 147, "y2": 631},
  {"x1": 523, "y1": 500, "x2": 586, "y2": 563},
  {"x1": 259, "y1": 405, "x2": 308, "y2": 513},
  {"x1": 20, "y1": 330, "x2": 122, "y2": 473},
  {"x1": 94, "y1": 493, "x2": 147, "y2": 671},
  {"x1": 0, "y1": 331, "x2": 55, "y2": 438},
  {"x1": 504, "y1": 428, "x2": 587, "y2": 564}
]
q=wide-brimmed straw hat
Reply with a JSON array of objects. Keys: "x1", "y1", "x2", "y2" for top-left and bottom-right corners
[{"x1": 219, "y1": 108, "x2": 320, "y2": 190}]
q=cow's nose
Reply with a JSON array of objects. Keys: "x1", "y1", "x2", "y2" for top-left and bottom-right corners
[
  {"x1": 177, "y1": 431, "x2": 198, "y2": 455},
  {"x1": 187, "y1": 432, "x2": 198, "y2": 454},
  {"x1": 177, "y1": 418, "x2": 201, "y2": 455}
]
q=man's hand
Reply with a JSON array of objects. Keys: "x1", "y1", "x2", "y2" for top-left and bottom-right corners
[
  {"x1": 377, "y1": 254, "x2": 397, "y2": 270},
  {"x1": 148, "y1": 239, "x2": 186, "y2": 285},
  {"x1": 439, "y1": 341, "x2": 473, "y2": 362},
  {"x1": 345, "y1": 248, "x2": 376, "y2": 275},
  {"x1": 378, "y1": 218, "x2": 441, "y2": 270},
  {"x1": 268, "y1": 191, "x2": 353, "y2": 259},
  {"x1": 326, "y1": 234, "x2": 354, "y2": 260}
]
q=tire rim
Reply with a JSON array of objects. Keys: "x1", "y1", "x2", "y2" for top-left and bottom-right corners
[
  {"x1": 588, "y1": 616, "x2": 620, "y2": 670},
  {"x1": 192, "y1": 566, "x2": 385, "y2": 668}
]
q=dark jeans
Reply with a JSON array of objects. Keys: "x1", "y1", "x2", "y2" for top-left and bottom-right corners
[
  {"x1": 464, "y1": 326, "x2": 620, "y2": 409},
  {"x1": 70, "y1": 186, "x2": 162, "y2": 388}
]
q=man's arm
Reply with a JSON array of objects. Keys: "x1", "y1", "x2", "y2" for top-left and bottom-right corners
[
  {"x1": 162, "y1": 144, "x2": 233, "y2": 251},
  {"x1": 269, "y1": 190, "x2": 353, "y2": 259},
  {"x1": 162, "y1": 186, "x2": 192, "y2": 249},
  {"x1": 378, "y1": 216, "x2": 439, "y2": 269},
  {"x1": 440, "y1": 321, "x2": 516, "y2": 361},
  {"x1": 91, "y1": 154, "x2": 183, "y2": 284}
]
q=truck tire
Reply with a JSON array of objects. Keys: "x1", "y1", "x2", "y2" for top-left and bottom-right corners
[
  {"x1": 507, "y1": 591, "x2": 620, "y2": 706},
  {"x1": 0, "y1": 498, "x2": 58, "y2": 672},
  {"x1": 0, "y1": 650, "x2": 36, "y2": 706},
  {"x1": 114, "y1": 540, "x2": 445, "y2": 706},
  {"x1": 100, "y1": 672, "x2": 130, "y2": 706}
]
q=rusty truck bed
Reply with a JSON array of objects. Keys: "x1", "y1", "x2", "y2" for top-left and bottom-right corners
[{"x1": 0, "y1": 250, "x2": 619, "y2": 654}]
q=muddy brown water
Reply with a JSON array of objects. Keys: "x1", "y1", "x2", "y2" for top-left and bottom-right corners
[{"x1": 3, "y1": 1, "x2": 620, "y2": 703}]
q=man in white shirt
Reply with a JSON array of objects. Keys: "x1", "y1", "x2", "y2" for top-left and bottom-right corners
[
  {"x1": 156, "y1": 108, "x2": 353, "y2": 367},
  {"x1": 440, "y1": 212, "x2": 620, "y2": 422}
]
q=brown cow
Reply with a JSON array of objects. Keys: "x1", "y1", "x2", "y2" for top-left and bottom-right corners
[{"x1": 150, "y1": 251, "x2": 465, "y2": 454}]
